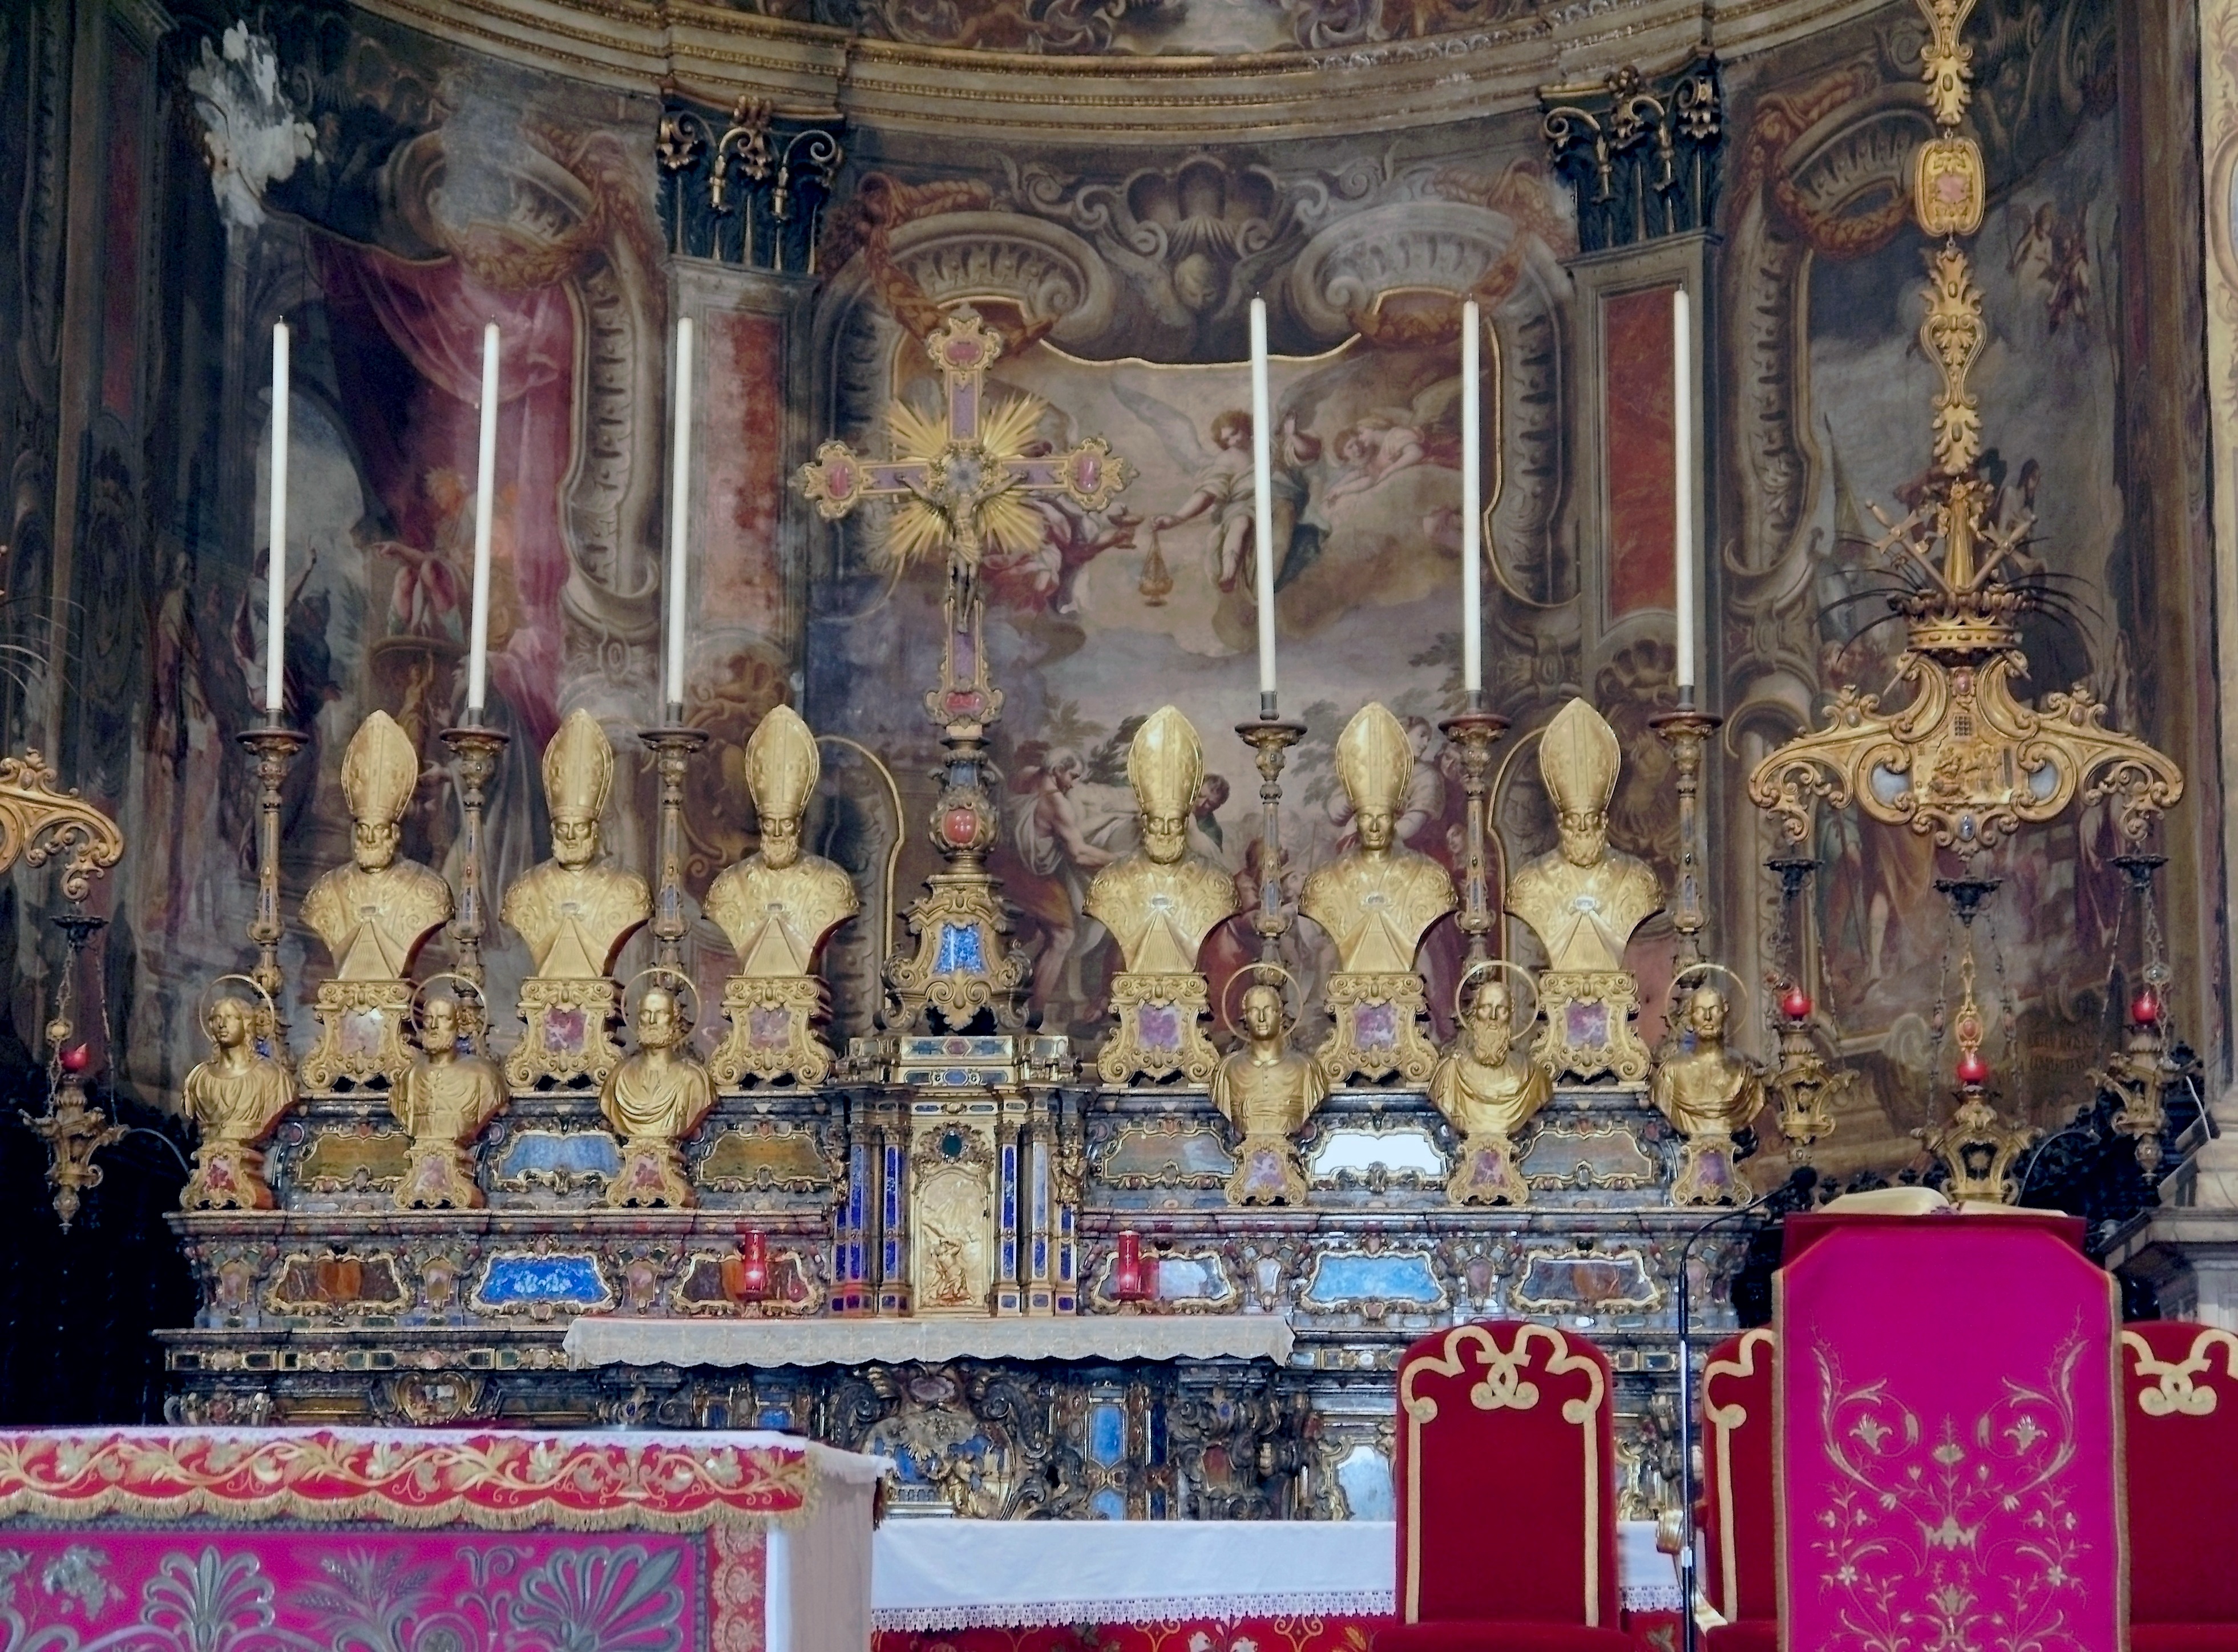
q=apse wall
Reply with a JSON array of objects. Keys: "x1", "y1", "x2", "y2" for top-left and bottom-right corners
[{"x1": 0, "y1": 0, "x2": 2213, "y2": 1183}]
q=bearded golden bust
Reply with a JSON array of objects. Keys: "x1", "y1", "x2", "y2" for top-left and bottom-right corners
[
  {"x1": 1507, "y1": 699, "x2": 1661, "y2": 975},
  {"x1": 1086, "y1": 705, "x2": 1236, "y2": 974},
  {"x1": 500, "y1": 709, "x2": 651, "y2": 979},
  {"x1": 705, "y1": 705, "x2": 858, "y2": 978},
  {"x1": 1429, "y1": 979, "x2": 1553, "y2": 1142},
  {"x1": 301, "y1": 712, "x2": 452, "y2": 980}
]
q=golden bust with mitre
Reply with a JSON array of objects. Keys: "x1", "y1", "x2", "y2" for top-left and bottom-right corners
[{"x1": 502, "y1": 709, "x2": 651, "y2": 982}]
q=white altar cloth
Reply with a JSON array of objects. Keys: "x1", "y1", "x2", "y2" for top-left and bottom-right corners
[
  {"x1": 870, "y1": 1518, "x2": 1683, "y2": 1629},
  {"x1": 565, "y1": 1314, "x2": 1295, "y2": 1368}
]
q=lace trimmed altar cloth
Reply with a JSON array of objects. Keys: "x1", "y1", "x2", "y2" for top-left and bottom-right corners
[
  {"x1": 1774, "y1": 1213, "x2": 2123, "y2": 1652},
  {"x1": 0, "y1": 1426, "x2": 888, "y2": 1652}
]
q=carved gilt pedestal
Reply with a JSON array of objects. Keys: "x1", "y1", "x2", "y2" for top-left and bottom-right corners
[
  {"x1": 506, "y1": 979, "x2": 625, "y2": 1090},
  {"x1": 607, "y1": 1138, "x2": 696, "y2": 1209},
  {"x1": 1534, "y1": 970, "x2": 1653, "y2": 1084},
  {"x1": 1100, "y1": 972, "x2": 1219, "y2": 1086},
  {"x1": 398, "y1": 1142, "x2": 486, "y2": 1210},
  {"x1": 300, "y1": 980, "x2": 415, "y2": 1092},
  {"x1": 1314, "y1": 973, "x2": 1439, "y2": 1086},
  {"x1": 181, "y1": 1144, "x2": 277, "y2": 1211},
  {"x1": 1445, "y1": 1131, "x2": 1529, "y2": 1206},
  {"x1": 710, "y1": 975, "x2": 836, "y2": 1088}
]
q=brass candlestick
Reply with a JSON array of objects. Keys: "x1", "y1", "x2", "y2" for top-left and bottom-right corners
[
  {"x1": 1235, "y1": 697, "x2": 1306, "y2": 970},
  {"x1": 237, "y1": 717, "x2": 309, "y2": 1012},
  {"x1": 439, "y1": 724, "x2": 511, "y2": 988},
  {"x1": 641, "y1": 712, "x2": 709, "y2": 971},
  {"x1": 1650, "y1": 700, "x2": 1722, "y2": 970},
  {"x1": 1437, "y1": 694, "x2": 1510, "y2": 965}
]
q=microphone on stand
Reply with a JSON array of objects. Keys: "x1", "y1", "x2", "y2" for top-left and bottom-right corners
[{"x1": 1673, "y1": 1164, "x2": 1815, "y2": 1652}]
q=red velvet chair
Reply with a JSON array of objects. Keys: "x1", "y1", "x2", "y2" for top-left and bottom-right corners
[
  {"x1": 1698, "y1": 1330, "x2": 1776, "y2": 1652},
  {"x1": 2123, "y1": 1320, "x2": 2238, "y2": 1651},
  {"x1": 1378, "y1": 1320, "x2": 1633, "y2": 1652}
]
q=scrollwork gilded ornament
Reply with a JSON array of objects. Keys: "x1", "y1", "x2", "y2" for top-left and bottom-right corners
[
  {"x1": 0, "y1": 750, "x2": 124, "y2": 902},
  {"x1": 1915, "y1": 0, "x2": 1981, "y2": 130}
]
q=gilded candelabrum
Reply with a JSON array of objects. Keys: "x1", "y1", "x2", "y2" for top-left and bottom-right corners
[
  {"x1": 1086, "y1": 705, "x2": 1237, "y2": 1086},
  {"x1": 705, "y1": 705, "x2": 859, "y2": 1087},
  {"x1": 640, "y1": 715, "x2": 709, "y2": 975},
  {"x1": 1428, "y1": 966, "x2": 1550, "y2": 1205},
  {"x1": 1437, "y1": 695, "x2": 1510, "y2": 966},
  {"x1": 298, "y1": 712, "x2": 453, "y2": 1093},
  {"x1": 236, "y1": 721, "x2": 306, "y2": 1009},
  {"x1": 501, "y1": 710, "x2": 650, "y2": 1090},
  {"x1": 1300, "y1": 702, "x2": 1455, "y2": 1085},
  {"x1": 1508, "y1": 698, "x2": 1661, "y2": 1082},
  {"x1": 439, "y1": 720, "x2": 511, "y2": 989},
  {"x1": 1649, "y1": 698, "x2": 1720, "y2": 970},
  {"x1": 1234, "y1": 697, "x2": 1306, "y2": 971},
  {"x1": 798, "y1": 309, "x2": 1129, "y2": 1035}
]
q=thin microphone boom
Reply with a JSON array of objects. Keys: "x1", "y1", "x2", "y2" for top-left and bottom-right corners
[{"x1": 1674, "y1": 1165, "x2": 1813, "y2": 1652}]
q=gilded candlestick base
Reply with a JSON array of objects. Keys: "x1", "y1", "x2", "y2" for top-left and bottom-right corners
[
  {"x1": 1226, "y1": 1132, "x2": 1310, "y2": 1207},
  {"x1": 1671, "y1": 1132, "x2": 1743, "y2": 1206},
  {"x1": 299, "y1": 978, "x2": 416, "y2": 1093},
  {"x1": 438, "y1": 724, "x2": 511, "y2": 988},
  {"x1": 1447, "y1": 1131, "x2": 1529, "y2": 1206},
  {"x1": 396, "y1": 1142, "x2": 484, "y2": 1211},
  {"x1": 1649, "y1": 708, "x2": 1721, "y2": 968},
  {"x1": 1098, "y1": 972, "x2": 1219, "y2": 1086},
  {"x1": 506, "y1": 979, "x2": 625, "y2": 1090},
  {"x1": 710, "y1": 975, "x2": 837, "y2": 1088},
  {"x1": 1436, "y1": 706, "x2": 1510, "y2": 963},
  {"x1": 1918, "y1": 1088, "x2": 2036, "y2": 1205},
  {"x1": 237, "y1": 723, "x2": 309, "y2": 1006},
  {"x1": 1314, "y1": 972, "x2": 1440, "y2": 1086},
  {"x1": 606, "y1": 1137, "x2": 696, "y2": 1209},
  {"x1": 1535, "y1": 970, "x2": 1653, "y2": 1083},
  {"x1": 639, "y1": 723, "x2": 710, "y2": 972},
  {"x1": 1234, "y1": 715, "x2": 1306, "y2": 962}
]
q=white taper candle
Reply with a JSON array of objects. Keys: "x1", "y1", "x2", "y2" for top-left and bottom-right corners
[
  {"x1": 666, "y1": 316, "x2": 695, "y2": 712},
  {"x1": 265, "y1": 322, "x2": 289, "y2": 718},
  {"x1": 1249, "y1": 298, "x2": 1276, "y2": 701},
  {"x1": 467, "y1": 322, "x2": 500, "y2": 719},
  {"x1": 1461, "y1": 299, "x2": 1482, "y2": 697},
  {"x1": 1673, "y1": 285, "x2": 1696, "y2": 694}
]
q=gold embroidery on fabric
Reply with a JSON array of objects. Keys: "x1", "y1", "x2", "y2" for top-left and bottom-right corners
[{"x1": 2122, "y1": 1325, "x2": 2238, "y2": 1418}]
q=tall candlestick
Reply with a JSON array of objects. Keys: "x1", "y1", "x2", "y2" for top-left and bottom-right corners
[
  {"x1": 1249, "y1": 298, "x2": 1276, "y2": 704},
  {"x1": 265, "y1": 322, "x2": 289, "y2": 718},
  {"x1": 466, "y1": 321, "x2": 500, "y2": 720},
  {"x1": 1673, "y1": 285, "x2": 1696, "y2": 697},
  {"x1": 1460, "y1": 299, "x2": 1482, "y2": 697},
  {"x1": 666, "y1": 316, "x2": 695, "y2": 711}
]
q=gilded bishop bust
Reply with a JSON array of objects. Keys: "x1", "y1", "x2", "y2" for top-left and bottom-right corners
[
  {"x1": 1086, "y1": 706, "x2": 1237, "y2": 1085},
  {"x1": 1508, "y1": 698, "x2": 1661, "y2": 976},
  {"x1": 704, "y1": 705, "x2": 859, "y2": 1088},
  {"x1": 301, "y1": 711, "x2": 451, "y2": 982},
  {"x1": 1300, "y1": 702, "x2": 1455, "y2": 1084},
  {"x1": 705, "y1": 705, "x2": 858, "y2": 979},
  {"x1": 502, "y1": 709, "x2": 650, "y2": 981}
]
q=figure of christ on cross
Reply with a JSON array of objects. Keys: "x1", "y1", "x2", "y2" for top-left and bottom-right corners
[{"x1": 797, "y1": 306, "x2": 1135, "y2": 1031}]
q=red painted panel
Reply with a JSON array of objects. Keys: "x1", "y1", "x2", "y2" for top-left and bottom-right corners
[{"x1": 1603, "y1": 288, "x2": 1677, "y2": 619}]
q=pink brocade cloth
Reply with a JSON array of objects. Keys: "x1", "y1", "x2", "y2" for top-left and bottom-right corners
[{"x1": 1775, "y1": 1217, "x2": 2124, "y2": 1652}]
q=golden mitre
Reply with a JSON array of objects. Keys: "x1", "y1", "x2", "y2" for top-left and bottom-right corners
[
  {"x1": 1541, "y1": 697, "x2": 1621, "y2": 818},
  {"x1": 746, "y1": 704, "x2": 820, "y2": 822},
  {"x1": 1334, "y1": 702, "x2": 1411, "y2": 815},
  {"x1": 543, "y1": 708, "x2": 615, "y2": 823},
  {"x1": 341, "y1": 710, "x2": 419, "y2": 826},
  {"x1": 1128, "y1": 705, "x2": 1203, "y2": 818}
]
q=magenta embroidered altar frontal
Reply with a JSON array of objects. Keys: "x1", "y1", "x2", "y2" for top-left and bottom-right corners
[
  {"x1": 1775, "y1": 1215, "x2": 2124, "y2": 1652},
  {"x1": 0, "y1": 1426, "x2": 885, "y2": 1652}
]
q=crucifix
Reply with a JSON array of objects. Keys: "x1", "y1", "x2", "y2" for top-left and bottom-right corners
[{"x1": 799, "y1": 308, "x2": 1132, "y2": 1032}]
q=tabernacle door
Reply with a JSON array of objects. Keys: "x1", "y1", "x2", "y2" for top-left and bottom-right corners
[{"x1": 1774, "y1": 1213, "x2": 2124, "y2": 1651}]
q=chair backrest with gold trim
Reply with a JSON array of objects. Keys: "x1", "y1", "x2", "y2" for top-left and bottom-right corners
[
  {"x1": 1393, "y1": 1319, "x2": 1621, "y2": 1628},
  {"x1": 1700, "y1": 1328, "x2": 1776, "y2": 1626},
  {"x1": 2122, "y1": 1318, "x2": 2238, "y2": 1624}
]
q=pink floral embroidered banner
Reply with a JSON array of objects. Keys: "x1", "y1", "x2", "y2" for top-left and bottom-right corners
[{"x1": 1775, "y1": 1215, "x2": 2124, "y2": 1652}]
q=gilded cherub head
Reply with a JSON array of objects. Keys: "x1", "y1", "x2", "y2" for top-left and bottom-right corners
[
  {"x1": 1540, "y1": 699, "x2": 1622, "y2": 867},
  {"x1": 543, "y1": 709, "x2": 615, "y2": 870},
  {"x1": 746, "y1": 705, "x2": 820, "y2": 871},
  {"x1": 1128, "y1": 706, "x2": 1204, "y2": 867},
  {"x1": 341, "y1": 712, "x2": 418, "y2": 872}
]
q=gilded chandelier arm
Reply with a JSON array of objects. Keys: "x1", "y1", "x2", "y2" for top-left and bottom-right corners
[{"x1": 0, "y1": 751, "x2": 124, "y2": 902}]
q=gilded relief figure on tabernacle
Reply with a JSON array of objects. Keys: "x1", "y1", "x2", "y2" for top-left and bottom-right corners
[
  {"x1": 1086, "y1": 706, "x2": 1237, "y2": 1086},
  {"x1": 601, "y1": 983, "x2": 717, "y2": 1207},
  {"x1": 705, "y1": 705, "x2": 859, "y2": 1087},
  {"x1": 1211, "y1": 980, "x2": 1329, "y2": 1205},
  {"x1": 1300, "y1": 702, "x2": 1455, "y2": 1085},
  {"x1": 1506, "y1": 698, "x2": 1661, "y2": 1083},
  {"x1": 500, "y1": 709, "x2": 651, "y2": 1089},
  {"x1": 181, "y1": 993, "x2": 297, "y2": 1210},
  {"x1": 298, "y1": 711, "x2": 453, "y2": 1092},
  {"x1": 1650, "y1": 980, "x2": 1765, "y2": 1206},
  {"x1": 393, "y1": 993, "x2": 507, "y2": 1210},
  {"x1": 1428, "y1": 973, "x2": 1552, "y2": 1206}
]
